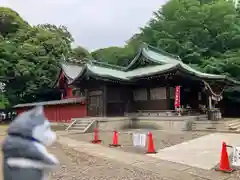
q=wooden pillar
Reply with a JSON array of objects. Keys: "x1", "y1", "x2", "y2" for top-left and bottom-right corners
[
  {"x1": 166, "y1": 86, "x2": 170, "y2": 109},
  {"x1": 208, "y1": 96, "x2": 212, "y2": 109},
  {"x1": 66, "y1": 87, "x2": 73, "y2": 98},
  {"x1": 103, "y1": 85, "x2": 107, "y2": 117},
  {"x1": 84, "y1": 88, "x2": 89, "y2": 116}
]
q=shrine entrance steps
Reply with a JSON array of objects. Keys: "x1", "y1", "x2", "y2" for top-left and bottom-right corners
[
  {"x1": 193, "y1": 119, "x2": 240, "y2": 133},
  {"x1": 225, "y1": 119, "x2": 240, "y2": 132},
  {"x1": 65, "y1": 118, "x2": 96, "y2": 133}
]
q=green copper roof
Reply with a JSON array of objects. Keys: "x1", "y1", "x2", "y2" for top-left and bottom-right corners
[
  {"x1": 60, "y1": 43, "x2": 240, "y2": 85},
  {"x1": 179, "y1": 63, "x2": 225, "y2": 79},
  {"x1": 87, "y1": 64, "x2": 128, "y2": 80},
  {"x1": 142, "y1": 44, "x2": 181, "y2": 64},
  {"x1": 125, "y1": 43, "x2": 181, "y2": 70},
  {"x1": 126, "y1": 64, "x2": 177, "y2": 78}
]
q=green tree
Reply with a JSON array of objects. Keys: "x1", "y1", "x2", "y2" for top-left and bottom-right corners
[
  {"x1": 91, "y1": 46, "x2": 135, "y2": 66},
  {"x1": 71, "y1": 46, "x2": 92, "y2": 60},
  {"x1": 2, "y1": 25, "x2": 73, "y2": 105},
  {"x1": 38, "y1": 24, "x2": 73, "y2": 53},
  {"x1": 0, "y1": 93, "x2": 8, "y2": 108},
  {"x1": 0, "y1": 81, "x2": 8, "y2": 108},
  {"x1": 0, "y1": 7, "x2": 28, "y2": 37}
]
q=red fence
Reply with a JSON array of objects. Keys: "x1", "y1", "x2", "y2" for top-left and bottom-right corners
[{"x1": 15, "y1": 103, "x2": 87, "y2": 123}]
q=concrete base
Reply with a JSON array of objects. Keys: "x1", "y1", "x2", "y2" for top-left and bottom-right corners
[{"x1": 148, "y1": 133, "x2": 240, "y2": 170}]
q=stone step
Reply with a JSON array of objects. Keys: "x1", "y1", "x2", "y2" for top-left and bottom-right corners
[
  {"x1": 194, "y1": 128, "x2": 240, "y2": 133},
  {"x1": 73, "y1": 124, "x2": 89, "y2": 128},
  {"x1": 194, "y1": 127, "x2": 229, "y2": 131},
  {"x1": 228, "y1": 121, "x2": 240, "y2": 126},
  {"x1": 192, "y1": 120, "x2": 235, "y2": 132},
  {"x1": 72, "y1": 118, "x2": 94, "y2": 121},
  {"x1": 69, "y1": 126, "x2": 85, "y2": 130},
  {"x1": 227, "y1": 120, "x2": 240, "y2": 127},
  {"x1": 226, "y1": 119, "x2": 239, "y2": 124},
  {"x1": 65, "y1": 129, "x2": 84, "y2": 133},
  {"x1": 74, "y1": 122, "x2": 90, "y2": 126},
  {"x1": 229, "y1": 123, "x2": 240, "y2": 130},
  {"x1": 192, "y1": 124, "x2": 226, "y2": 128},
  {"x1": 66, "y1": 118, "x2": 94, "y2": 133},
  {"x1": 228, "y1": 125, "x2": 239, "y2": 130},
  {"x1": 76, "y1": 120, "x2": 92, "y2": 123},
  {"x1": 193, "y1": 121, "x2": 224, "y2": 125}
]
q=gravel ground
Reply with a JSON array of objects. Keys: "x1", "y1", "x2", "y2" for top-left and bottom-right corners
[
  {"x1": 50, "y1": 143, "x2": 163, "y2": 180},
  {"x1": 0, "y1": 132, "x2": 239, "y2": 180},
  {"x1": 51, "y1": 139, "x2": 240, "y2": 180},
  {"x1": 66, "y1": 130, "x2": 210, "y2": 154}
]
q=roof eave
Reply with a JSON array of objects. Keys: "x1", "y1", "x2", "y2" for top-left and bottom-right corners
[
  {"x1": 178, "y1": 65, "x2": 233, "y2": 82},
  {"x1": 224, "y1": 78, "x2": 240, "y2": 86},
  {"x1": 128, "y1": 65, "x2": 179, "y2": 79},
  {"x1": 87, "y1": 70, "x2": 129, "y2": 82}
]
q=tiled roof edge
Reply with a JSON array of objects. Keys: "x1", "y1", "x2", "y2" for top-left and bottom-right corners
[{"x1": 14, "y1": 97, "x2": 86, "y2": 108}]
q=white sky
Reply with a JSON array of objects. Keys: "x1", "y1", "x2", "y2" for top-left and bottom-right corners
[{"x1": 0, "y1": 0, "x2": 166, "y2": 51}]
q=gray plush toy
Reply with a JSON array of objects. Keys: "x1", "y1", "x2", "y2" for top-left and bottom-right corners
[{"x1": 2, "y1": 106, "x2": 59, "y2": 180}]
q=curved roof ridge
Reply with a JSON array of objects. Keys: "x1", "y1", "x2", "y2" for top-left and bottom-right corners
[
  {"x1": 124, "y1": 48, "x2": 143, "y2": 70},
  {"x1": 89, "y1": 59, "x2": 125, "y2": 70},
  {"x1": 143, "y1": 43, "x2": 182, "y2": 61}
]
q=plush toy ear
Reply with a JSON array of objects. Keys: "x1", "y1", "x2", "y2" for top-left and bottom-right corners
[{"x1": 33, "y1": 106, "x2": 44, "y2": 117}]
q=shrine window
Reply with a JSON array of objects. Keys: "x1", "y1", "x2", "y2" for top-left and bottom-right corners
[
  {"x1": 150, "y1": 87, "x2": 166, "y2": 100},
  {"x1": 133, "y1": 88, "x2": 148, "y2": 101}
]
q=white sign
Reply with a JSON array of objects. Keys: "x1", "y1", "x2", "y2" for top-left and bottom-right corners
[
  {"x1": 232, "y1": 146, "x2": 240, "y2": 166},
  {"x1": 132, "y1": 133, "x2": 146, "y2": 147}
]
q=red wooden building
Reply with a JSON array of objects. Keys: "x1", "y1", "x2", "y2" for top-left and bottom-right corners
[{"x1": 14, "y1": 97, "x2": 86, "y2": 123}]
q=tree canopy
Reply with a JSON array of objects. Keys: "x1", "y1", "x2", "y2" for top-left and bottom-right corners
[
  {"x1": 130, "y1": 0, "x2": 240, "y2": 79},
  {"x1": 0, "y1": 8, "x2": 74, "y2": 106},
  {"x1": 91, "y1": 46, "x2": 136, "y2": 66},
  {"x1": 72, "y1": 46, "x2": 92, "y2": 60},
  {"x1": 0, "y1": 7, "x2": 28, "y2": 37}
]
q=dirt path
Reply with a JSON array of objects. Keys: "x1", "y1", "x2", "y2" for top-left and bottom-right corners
[
  {"x1": 50, "y1": 143, "x2": 162, "y2": 180},
  {"x1": 67, "y1": 130, "x2": 209, "y2": 154},
  {"x1": 0, "y1": 140, "x2": 162, "y2": 180}
]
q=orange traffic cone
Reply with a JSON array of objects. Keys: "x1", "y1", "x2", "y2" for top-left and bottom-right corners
[
  {"x1": 146, "y1": 132, "x2": 157, "y2": 154},
  {"x1": 91, "y1": 128, "x2": 102, "y2": 144},
  {"x1": 109, "y1": 130, "x2": 121, "y2": 147},
  {"x1": 216, "y1": 142, "x2": 233, "y2": 173}
]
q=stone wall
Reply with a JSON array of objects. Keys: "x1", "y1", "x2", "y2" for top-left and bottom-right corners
[{"x1": 97, "y1": 117, "x2": 187, "y2": 132}]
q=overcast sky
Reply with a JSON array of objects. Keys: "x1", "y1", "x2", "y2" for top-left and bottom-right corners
[{"x1": 0, "y1": 0, "x2": 166, "y2": 51}]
